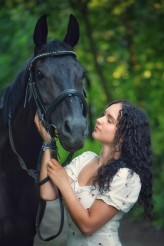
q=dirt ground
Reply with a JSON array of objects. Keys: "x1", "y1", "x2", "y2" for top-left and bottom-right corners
[{"x1": 34, "y1": 201, "x2": 164, "y2": 246}]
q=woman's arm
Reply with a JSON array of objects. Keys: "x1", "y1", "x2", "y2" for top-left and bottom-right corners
[
  {"x1": 39, "y1": 149, "x2": 59, "y2": 200},
  {"x1": 34, "y1": 113, "x2": 58, "y2": 200},
  {"x1": 47, "y1": 159, "x2": 118, "y2": 236},
  {"x1": 61, "y1": 183, "x2": 118, "y2": 236}
]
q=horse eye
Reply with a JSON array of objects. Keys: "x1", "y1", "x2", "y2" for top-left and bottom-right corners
[
  {"x1": 82, "y1": 70, "x2": 86, "y2": 79},
  {"x1": 81, "y1": 67, "x2": 87, "y2": 80},
  {"x1": 80, "y1": 100, "x2": 84, "y2": 111},
  {"x1": 34, "y1": 70, "x2": 44, "y2": 81}
]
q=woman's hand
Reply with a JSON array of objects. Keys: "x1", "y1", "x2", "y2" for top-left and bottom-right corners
[
  {"x1": 34, "y1": 113, "x2": 51, "y2": 143},
  {"x1": 47, "y1": 159, "x2": 69, "y2": 189}
]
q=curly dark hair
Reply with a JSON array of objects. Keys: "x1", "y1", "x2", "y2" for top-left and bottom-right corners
[{"x1": 93, "y1": 100, "x2": 153, "y2": 218}]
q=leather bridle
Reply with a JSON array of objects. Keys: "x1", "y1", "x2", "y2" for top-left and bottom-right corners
[
  {"x1": 24, "y1": 50, "x2": 87, "y2": 138},
  {"x1": 8, "y1": 50, "x2": 87, "y2": 241}
]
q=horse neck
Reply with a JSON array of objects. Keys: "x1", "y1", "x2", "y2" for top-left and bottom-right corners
[
  {"x1": 0, "y1": 109, "x2": 8, "y2": 149},
  {"x1": 10, "y1": 102, "x2": 42, "y2": 169},
  {"x1": 11, "y1": 102, "x2": 32, "y2": 135}
]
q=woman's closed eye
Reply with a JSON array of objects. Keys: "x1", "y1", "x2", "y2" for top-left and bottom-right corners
[{"x1": 108, "y1": 118, "x2": 112, "y2": 123}]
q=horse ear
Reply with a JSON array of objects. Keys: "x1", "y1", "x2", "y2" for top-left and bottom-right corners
[
  {"x1": 63, "y1": 14, "x2": 79, "y2": 48},
  {"x1": 33, "y1": 15, "x2": 48, "y2": 48}
]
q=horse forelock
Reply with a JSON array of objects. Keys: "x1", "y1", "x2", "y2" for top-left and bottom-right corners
[
  {"x1": 36, "y1": 39, "x2": 72, "y2": 54},
  {"x1": 50, "y1": 39, "x2": 72, "y2": 51}
]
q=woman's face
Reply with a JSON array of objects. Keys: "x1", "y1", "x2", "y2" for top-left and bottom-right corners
[{"x1": 92, "y1": 103, "x2": 122, "y2": 147}]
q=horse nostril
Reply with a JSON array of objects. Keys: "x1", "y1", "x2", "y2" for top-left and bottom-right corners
[
  {"x1": 64, "y1": 120, "x2": 71, "y2": 133},
  {"x1": 62, "y1": 117, "x2": 86, "y2": 141}
]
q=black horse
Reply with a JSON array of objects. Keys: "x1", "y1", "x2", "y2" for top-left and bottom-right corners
[{"x1": 0, "y1": 15, "x2": 87, "y2": 246}]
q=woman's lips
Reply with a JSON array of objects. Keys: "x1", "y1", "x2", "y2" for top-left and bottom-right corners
[{"x1": 94, "y1": 126, "x2": 100, "y2": 132}]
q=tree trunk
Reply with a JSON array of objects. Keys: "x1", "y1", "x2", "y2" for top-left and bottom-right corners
[{"x1": 68, "y1": 0, "x2": 112, "y2": 101}]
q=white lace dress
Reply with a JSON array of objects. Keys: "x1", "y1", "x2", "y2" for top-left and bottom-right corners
[{"x1": 64, "y1": 151, "x2": 141, "y2": 246}]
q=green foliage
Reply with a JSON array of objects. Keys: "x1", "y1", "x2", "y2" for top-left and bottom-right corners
[
  {"x1": 0, "y1": 0, "x2": 164, "y2": 228},
  {"x1": 56, "y1": 137, "x2": 101, "y2": 165},
  {"x1": 151, "y1": 157, "x2": 164, "y2": 229}
]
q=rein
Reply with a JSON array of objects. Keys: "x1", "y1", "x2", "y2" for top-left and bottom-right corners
[{"x1": 8, "y1": 50, "x2": 87, "y2": 241}]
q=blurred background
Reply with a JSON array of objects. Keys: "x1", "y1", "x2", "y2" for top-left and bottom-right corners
[{"x1": 0, "y1": 0, "x2": 164, "y2": 245}]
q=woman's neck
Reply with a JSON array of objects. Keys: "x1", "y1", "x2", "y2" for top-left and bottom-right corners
[
  {"x1": 99, "y1": 146, "x2": 120, "y2": 166},
  {"x1": 98, "y1": 147, "x2": 111, "y2": 166}
]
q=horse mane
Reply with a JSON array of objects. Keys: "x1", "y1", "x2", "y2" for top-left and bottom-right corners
[
  {"x1": 0, "y1": 40, "x2": 72, "y2": 126},
  {"x1": 0, "y1": 62, "x2": 30, "y2": 126}
]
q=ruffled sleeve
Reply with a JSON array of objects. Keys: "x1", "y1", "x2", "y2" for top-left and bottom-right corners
[
  {"x1": 97, "y1": 168, "x2": 141, "y2": 213},
  {"x1": 64, "y1": 151, "x2": 98, "y2": 181}
]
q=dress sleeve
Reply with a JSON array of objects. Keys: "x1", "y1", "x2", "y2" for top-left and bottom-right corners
[
  {"x1": 96, "y1": 168, "x2": 141, "y2": 213},
  {"x1": 64, "y1": 151, "x2": 97, "y2": 181}
]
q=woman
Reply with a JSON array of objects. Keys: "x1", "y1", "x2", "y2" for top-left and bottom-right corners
[{"x1": 34, "y1": 100, "x2": 153, "y2": 246}]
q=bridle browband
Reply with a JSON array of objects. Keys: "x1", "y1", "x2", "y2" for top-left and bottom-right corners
[{"x1": 8, "y1": 50, "x2": 87, "y2": 241}]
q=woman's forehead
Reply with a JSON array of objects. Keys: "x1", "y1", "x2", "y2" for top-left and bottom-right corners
[{"x1": 105, "y1": 103, "x2": 122, "y2": 120}]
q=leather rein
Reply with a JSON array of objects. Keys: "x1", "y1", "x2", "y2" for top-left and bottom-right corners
[{"x1": 8, "y1": 50, "x2": 87, "y2": 241}]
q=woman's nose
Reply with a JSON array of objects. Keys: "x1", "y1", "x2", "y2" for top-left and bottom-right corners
[{"x1": 96, "y1": 117, "x2": 102, "y2": 124}]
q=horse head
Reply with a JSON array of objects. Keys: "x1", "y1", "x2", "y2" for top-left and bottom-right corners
[{"x1": 27, "y1": 15, "x2": 88, "y2": 152}]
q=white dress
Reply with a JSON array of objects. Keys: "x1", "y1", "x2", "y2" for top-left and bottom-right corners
[{"x1": 64, "y1": 151, "x2": 141, "y2": 246}]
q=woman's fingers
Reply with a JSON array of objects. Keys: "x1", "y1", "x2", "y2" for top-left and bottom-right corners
[
  {"x1": 47, "y1": 159, "x2": 69, "y2": 188},
  {"x1": 34, "y1": 113, "x2": 40, "y2": 128},
  {"x1": 47, "y1": 159, "x2": 61, "y2": 172},
  {"x1": 34, "y1": 113, "x2": 43, "y2": 132},
  {"x1": 47, "y1": 159, "x2": 64, "y2": 176},
  {"x1": 34, "y1": 113, "x2": 51, "y2": 142}
]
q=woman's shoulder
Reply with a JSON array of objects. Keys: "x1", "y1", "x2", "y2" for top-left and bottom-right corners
[
  {"x1": 115, "y1": 167, "x2": 141, "y2": 185},
  {"x1": 97, "y1": 167, "x2": 141, "y2": 213}
]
